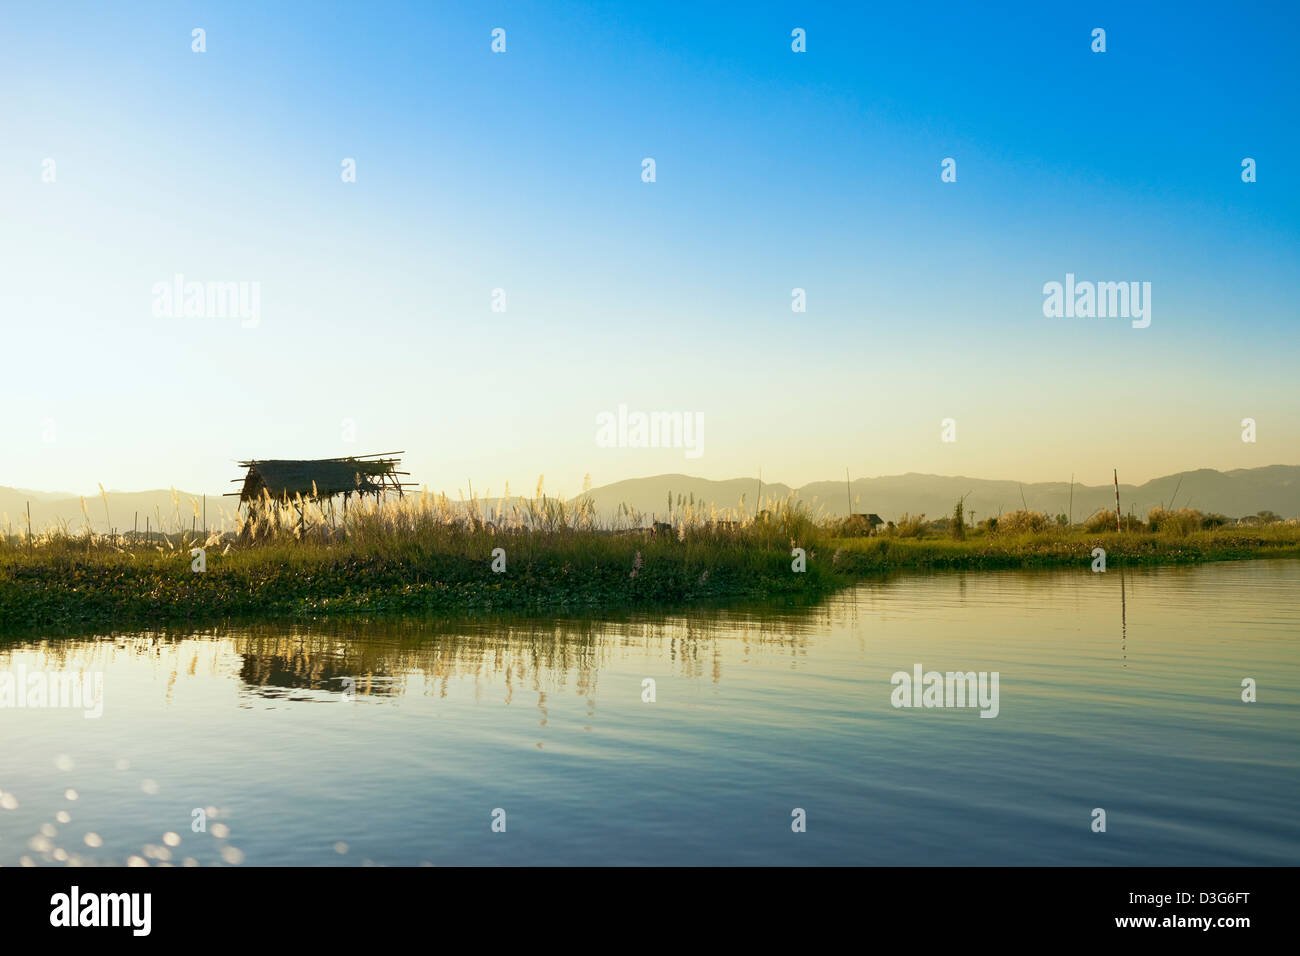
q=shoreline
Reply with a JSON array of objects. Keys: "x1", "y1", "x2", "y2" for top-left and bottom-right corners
[{"x1": 2, "y1": 527, "x2": 1297, "y2": 636}]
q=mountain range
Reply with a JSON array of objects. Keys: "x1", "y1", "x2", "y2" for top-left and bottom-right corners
[
  {"x1": 2, "y1": 465, "x2": 1297, "y2": 535},
  {"x1": 567, "y1": 466, "x2": 1300, "y2": 524}
]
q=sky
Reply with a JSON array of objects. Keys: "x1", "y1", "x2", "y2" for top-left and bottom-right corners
[{"x1": 1, "y1": 0, "x2": 1297, "y2": 499}]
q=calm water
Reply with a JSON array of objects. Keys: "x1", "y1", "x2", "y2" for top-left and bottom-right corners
[{"x1": 2, "y1": 560, "x2": 1297, "y2": 866}]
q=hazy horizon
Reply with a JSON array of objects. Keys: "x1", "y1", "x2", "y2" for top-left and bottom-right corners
[
  {"x1": 4, "y1": 460, "x2": 1298, "y2": 502},
  {"x1": 6, "y1": 462, "x2": 1300, "y2": 538}
]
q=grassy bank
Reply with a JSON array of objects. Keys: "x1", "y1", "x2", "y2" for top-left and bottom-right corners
[
  {"x1": 2, "y1": 492, "x2": 1297, "y2": 634},
  {"x1": 0, "y1": 503, "x2": 833, "y2": 632},
  {"x1": 826, "y1": 525, "x2": 1300, "y2": 573}
]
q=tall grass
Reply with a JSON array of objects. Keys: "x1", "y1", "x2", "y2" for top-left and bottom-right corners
[
  {"x1": 0, "y1": 488, "x2": 838, "y2": 631},
  {"x1": 3, "y1": 483, "x2": 1296, "y2": 634}
]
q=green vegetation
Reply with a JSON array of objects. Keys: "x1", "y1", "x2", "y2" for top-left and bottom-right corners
[
  {"x1": 827, "y1": 524, "x2": 1300, "y2": 574},
  {"x1": 0, "y1": 493, "x2": 833, "y2": 632},
  {"x1": 1, "y1": 491, "x2": 1297, "y2": 634}
]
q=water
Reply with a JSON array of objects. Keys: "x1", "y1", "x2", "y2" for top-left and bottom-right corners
[{"x1": 2, "y1": 560, "x2": 1297, "y2": 866}]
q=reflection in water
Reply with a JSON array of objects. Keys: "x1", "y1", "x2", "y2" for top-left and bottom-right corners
[
  {"x1": 227, "y1": 607, "x2": 832, "y2": 712},
  {"x1": 1121, "y1": 572, "x2": 1127, "y2": 667},
  {"x1": 2, "y1": 561, "x2": 1298, "y2": 866},
  {"x1": 236, "y1": 637, "x2": 405, "y2": 702},
  {"x1": 7, "y1": 603, "x2": 838, "y2": 711}
]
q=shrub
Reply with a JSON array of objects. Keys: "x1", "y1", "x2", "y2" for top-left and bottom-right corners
[
  {"x1": 893, "y1": 513, "x2": 927, "y2": 537},
  {"x1": 997, "y1": 509, "x2": 1051, "y2": 535},
  {"x1": 1083, "y1": 509, "x2": 1117, "y2": 533},
  {"x1": 1147, "y1": 507, "x2": 1204, "y2": 535},
  {"x1": 839, "y1": 514, "x2": 877, "y2": 537}
]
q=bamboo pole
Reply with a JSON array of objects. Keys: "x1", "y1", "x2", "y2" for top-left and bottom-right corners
[{"x1": 1113, "y1": 469, "x2": 1122, "y2": 533}]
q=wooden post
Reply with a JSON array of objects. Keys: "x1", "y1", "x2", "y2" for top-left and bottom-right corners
[
  {"x1": 1120, "y1": 572, "x2": 1127, "y2": 666},
  {"x1": 203, "y1": 494, "x2": 207, "y2": 536},
  {"x1": 26, "y1": 501, "x2": 32, "y2": 551},
  {"x1": 1113, "y1": 469, "x2": 1122, "y2": 533},
  {"x1": 845, "y1": 467, "x2": 852, "y2": 520},
  {"x1": 1168, "y1": 475, "x2": 1183, "y2": 512},
  {"x1": 1068, "y1": 473, "x2": 1074, "y2": 527}
]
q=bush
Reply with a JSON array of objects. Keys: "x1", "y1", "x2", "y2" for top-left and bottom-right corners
[
  {"x1": 996, "y1": 509, "x2": 1051, "y2": 535},
  {"x1": 839, "y1": 515, "x2": 876, "y2": 537},
  {"x1": 1083, "y1": 509, "x2": 1117, "y2": 533},
  {"x1": 893, "y1": 513, "x2": 927, "y2": 537},
  {"x1": 1147, "y1": 507, "x2": 1204, "y2": 535}
]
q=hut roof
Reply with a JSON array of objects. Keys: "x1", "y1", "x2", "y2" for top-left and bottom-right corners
[{"x1": 229, "y1": 453, "x2": 410, "y2": 502}]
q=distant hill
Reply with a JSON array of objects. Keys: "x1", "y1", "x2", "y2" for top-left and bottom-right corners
[
  {"x1": 566, "y1": 466, "x2": 1300, "y2": 524},
  {"x1": 2, "y1": 465, "x2": 1296, "y2": 535},
  {"x1": 0, "y1": 488, "x2": 239, "y2": 536}
]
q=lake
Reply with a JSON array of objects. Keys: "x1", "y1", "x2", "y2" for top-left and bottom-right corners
[{"x1": 2, "y1": 560, "x2": 1297, "y2": 866}]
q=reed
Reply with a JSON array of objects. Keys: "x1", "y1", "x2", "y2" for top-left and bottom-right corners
[{"x1": 2, "y1": 487, "x2": 1296, "y2": 634}]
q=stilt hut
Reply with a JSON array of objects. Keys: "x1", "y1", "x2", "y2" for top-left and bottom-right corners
[{"x1": 227, "y1": 452, "x2": 413, "y2": 520}]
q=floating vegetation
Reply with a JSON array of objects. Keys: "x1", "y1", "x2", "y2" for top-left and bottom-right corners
[{"x1": 1, "y1": 486, "x2": 1296, "y2": 633}]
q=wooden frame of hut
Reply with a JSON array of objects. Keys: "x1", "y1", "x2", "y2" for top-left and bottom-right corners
[{"x1": 227, "y1": 452, "x2": 414, "y2": 520}]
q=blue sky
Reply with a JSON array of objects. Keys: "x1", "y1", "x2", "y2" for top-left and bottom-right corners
[{"x1": 1, "y1": 0, "x2": 1296, "y2": 497}]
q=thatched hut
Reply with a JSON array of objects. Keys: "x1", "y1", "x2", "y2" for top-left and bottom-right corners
[{"x1": 228, "y1": 453, "x2": 412, "y2": 511}]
